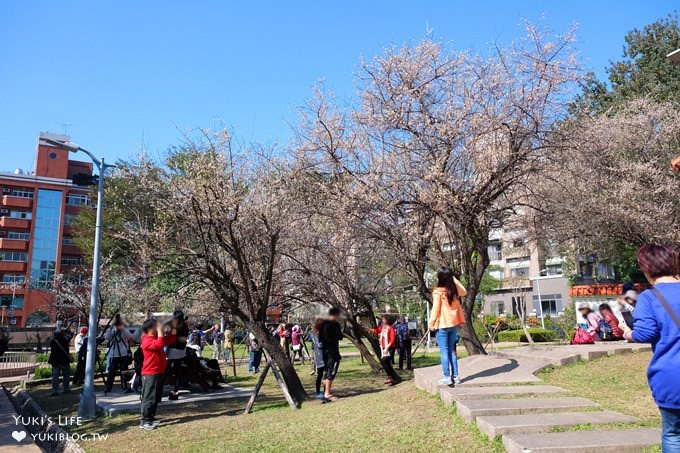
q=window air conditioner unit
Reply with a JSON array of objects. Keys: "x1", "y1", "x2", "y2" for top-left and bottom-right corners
[
  {"x1": 0, "y1": 209, "x2": 8, "y2": 215},
  {"x1": 2, "y1": 188, "x2": 10, "y2": 194}
]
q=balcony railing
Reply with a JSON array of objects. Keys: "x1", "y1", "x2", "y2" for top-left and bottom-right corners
[
  {"x1": 0, "y1": 239, "x2": 29, "y2": 251},
  {"x1": 0, "y1": 262, "x2": 27, "y2": 272},
  {"x1": 0, "y1": 351, "x2": 38, "y2": 378},
  {"x1": 1, "y1": 195, "x2": 32, "y2": 209},
  {"x1": 0, "y1": 217, "x2": 30, "y2": 229}
]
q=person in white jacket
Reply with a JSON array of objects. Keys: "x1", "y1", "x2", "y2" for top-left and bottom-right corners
[{"x1": 74, "y1": 326, "x2": 87, "y2": 355}]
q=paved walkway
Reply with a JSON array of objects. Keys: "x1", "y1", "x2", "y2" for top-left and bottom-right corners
[
  {"x1": 0, "y1": 387, "x2": 41, "y2": 452},
  {"x1": 96, "y1": 384, "x2": 254, "y2": 416},
  {"x1": 415, "y1": 342, "x2": 660, "y2": 452}
]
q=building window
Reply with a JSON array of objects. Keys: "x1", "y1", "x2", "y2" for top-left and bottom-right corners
[
  {"x1": 596, "y1": 263, "x2": 616, "y2": 280},
  {"x1": 7, "y1": 231, "x2": 30, "y2": 240},
  {"x1": 29, "y1": 189, "x2": 63, "y2": 289},
  {"x1": 2, "y1": 274, "x2": 25, "y2": 283},
  {"x1": 9, "y1": 188, "x2": 34, "y2": 199},
  {"x1": 490, "y1": 301, "x2": 505, "y2": 315},
  {"x1": 546, "y1": 264, "x2": 563, "y2": 275},
  {"x1": 510, "y1": 267, "x2": 530, "y2": 278},
  {"x1": 65, "y1": 273, "x2": 85, "y2": 284},
  {"x1": 489, "y1": 269, "x2": 504, "y2": 281},
  {"x1": 66, "y1": 193, "x2": 90, "y2": 206},
  {"x1": 64, "y1": 214, "x2": 77, "y2": 225},
  {"x1": 62, "y1": 237, "x2": 76, "y2": 245},
  {"x1": 511, "y1": 238, "x2": 527, "y2": 248},
  {"x1": 0, "y1": 252, "x2": 28, "y2": 262},
  {"x1": 60, "y1": 255, "x2": 84, "y2": 266},
  {"x1": 0, "y1": 295, "x2": 23, "y2": 309},
  {"x1": 533, "y1": 294, "x2": 562, "y2": 316},
  {"x1": 488, "y1": 242, "x2": 503, "y2": 261},
  {"x1": 9, "y1": 210, "x2": 32, "y2": 220}
]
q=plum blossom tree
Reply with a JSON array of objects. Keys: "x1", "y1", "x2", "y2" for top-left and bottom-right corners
[
  {"x1": 533, "y1": 99, "x2": 680, "y2": 258},
  {"x1": 118, "y1": 131, "x2": 308, "y2": 405},
  {"x1": 296, "y1": 24, "x2": 580, "y2": 354}
]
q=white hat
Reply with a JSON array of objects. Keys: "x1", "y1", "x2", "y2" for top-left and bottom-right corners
[{"x1": 624, "y1": 290, "x2": 638, "y2": 301}]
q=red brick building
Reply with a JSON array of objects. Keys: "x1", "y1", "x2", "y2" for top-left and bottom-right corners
[{"x1": 0, "y1": 133, "x2": 92, "y2": 327}]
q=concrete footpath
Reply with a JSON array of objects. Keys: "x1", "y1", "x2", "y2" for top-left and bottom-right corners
[
  {"x1": 415, "y1": 342, "x2": 660, "y2": 453},
  {"x1": 0, "y1": 387, "x2": 41, "y2": 452}
]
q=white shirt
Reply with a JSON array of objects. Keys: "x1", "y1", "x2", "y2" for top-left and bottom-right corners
[{"x1": 74, "y1": 334, "x2": 85, "y2": 353}]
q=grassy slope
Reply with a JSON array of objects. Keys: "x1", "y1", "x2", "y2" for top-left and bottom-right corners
[
  {"x1": 540, "y1": 351, "x2": 659, "y2": 425},
  {"x1": 30, "y1": 349, "x2": 501, "y2": 453}
]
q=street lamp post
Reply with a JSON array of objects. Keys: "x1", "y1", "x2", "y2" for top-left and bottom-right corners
[
  {"x1": 534, "y1": 269, "x2": 548, "y2": 330},
  {"x1": 44, "y1": 138, "x2": 115, "y2": 420}
]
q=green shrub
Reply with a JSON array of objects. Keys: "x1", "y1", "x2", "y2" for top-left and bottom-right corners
[
  {"x1": 36, "y1": 353, "x2": 50, "y2": 363},
  {"x1": 497, "y1": 328, "x2": 556, "y2": 343},
  {"x1": 34, "y1": 363, "x2": 77, "y2": 379}
]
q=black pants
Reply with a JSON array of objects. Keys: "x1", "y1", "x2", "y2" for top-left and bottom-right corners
[
  {"x1": 165, "y1": 358, "x2": 185, "y2": 393},
  {"x1": 315, "y1": 366, "x2": 325, "y2": 394},
  {"x1": 398, "y1": 339, "x2": 412, "y2": 370},
  {"x1": 140, "y1": 374, "x2": 164, "y2": 423},
  {"x1": 381, "y1": 350, "x2": 401, "y2": 382},
  {"x1": 72, "y1": 357, "x2": 86, "y2": 386},
  {"x1": 105, "y1": 356, "x2": 129, "y2": 392}
]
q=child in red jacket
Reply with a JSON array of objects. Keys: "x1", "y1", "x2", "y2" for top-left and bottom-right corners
[
  {"x1": 139, "y1": 318, "x2": 176, "y2": 430},
  {"x1": 372, "y1": 316, "x2": 401, "y2": 385}
]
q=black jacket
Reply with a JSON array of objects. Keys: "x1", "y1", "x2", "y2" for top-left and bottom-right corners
[{"x1": 48, "y1": 336, "x2": 72, "y2": 366}]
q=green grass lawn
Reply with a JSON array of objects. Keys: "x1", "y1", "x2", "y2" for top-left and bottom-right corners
[
  {"x1": 29, "y1": 348, "x2": 499, "y2": 453},
  {"x1": 540, "y1": 350, "x2": 660, "y2": 427}
]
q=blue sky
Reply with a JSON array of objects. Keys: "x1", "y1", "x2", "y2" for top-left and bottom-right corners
[{"x1": 0, "y1": 1, "x2": 675, "y2": 171}]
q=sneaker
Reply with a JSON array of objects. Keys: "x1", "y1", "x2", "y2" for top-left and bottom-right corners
[
  {"x1": 139, "y1": 422, "x2": 155, "y2": 431},
  {"x1": 168, "y1": 393, "x2": 179, "y2": 401},
  {"x1": 315, "y1": 392, "x2": 324, "y2": 400},
  {"x1": 151, "y1": 419, "x2": 161, "y2": 428},
  {"x1": 438, "y1": 377, "x2": 453, "y2": 386},
  {"x1": 454, "y1": 376, "x2": 461, "y2": 385}
]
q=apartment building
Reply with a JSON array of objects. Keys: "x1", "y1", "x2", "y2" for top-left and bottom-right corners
[
  {"x1": 0, "y1": 133, "x2": 92, "y2": 327},
  {"x1": 483, "y1": 229, "x2": 570, "y2": 320}
]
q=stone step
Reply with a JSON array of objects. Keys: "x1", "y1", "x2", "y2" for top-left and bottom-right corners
[
  {"x1": 476, "y1": 410, "x2": 637, "y2": 438},
  {"x1": 506, "y1": 349, "x2": 583, "y2": 367},
  {"x1": 503, "y1": 428, "x2": 661, "y2": 453},
  {"x1": 456, "y1": 397, "x2": 599, "y2": 422},
  {"x1": 440, "y1": 385, "x2": 566, "y2": 405}
]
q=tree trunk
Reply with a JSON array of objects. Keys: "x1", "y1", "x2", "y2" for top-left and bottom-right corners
[
  {"x1": 518, "y1": 300, "x2": 535, "y2": 345},
  {"x1": 249, "y1": 323, "x2": 308, "y2": 406},
  {"x1": 460, "y1": 285, "x2": 487, "y2": 356},
  {"x1": 344, "y1": 321, "x2": 383, "y2": 373}
]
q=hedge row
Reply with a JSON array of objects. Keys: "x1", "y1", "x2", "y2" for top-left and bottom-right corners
[{"x1": 497, "y1": 328, "x2": 556, "y2": 343}]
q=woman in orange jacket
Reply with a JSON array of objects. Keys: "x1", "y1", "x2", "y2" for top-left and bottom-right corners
[{"x1": 428, "y1": 266, "x2": 467, "y2": 386}]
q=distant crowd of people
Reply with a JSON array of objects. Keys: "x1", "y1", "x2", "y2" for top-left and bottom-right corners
[{"x1": 574, "y1": 290, "x2": 638, "y2": 343}]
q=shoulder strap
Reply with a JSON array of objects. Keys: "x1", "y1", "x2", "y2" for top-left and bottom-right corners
[
  {"x1": 54, "y1": 338, "x2": 71, "y2": 359},
  {"x1": 651, "y1": 287, "x2": 680, "y2": 329}
]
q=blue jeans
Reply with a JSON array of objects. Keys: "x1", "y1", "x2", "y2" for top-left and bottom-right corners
[
  {"x1": 435, "y1": 327, "x2": 459, "y2": 379},
  {"x1": 51, "y1": 363, "x2": 70, "y2": 394},
  {"x1": 248, "y1": 350, "x2": 262, "y2": 372},
  {"x1": 661, "y1": 407, "x2": 680, "y2": 452}
]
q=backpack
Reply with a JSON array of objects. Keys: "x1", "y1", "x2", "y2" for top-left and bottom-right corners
[
  {"x1": 598, "y1": 319, "x2": 614, "y2": 341},
  {"x1": 395, "y1": 322, "x2": 410, "y2": 344},
  {"x1": 571, "y1": 327, "x2": 595, "y2": 345}
]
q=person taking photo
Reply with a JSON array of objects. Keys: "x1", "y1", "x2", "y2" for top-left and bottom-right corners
[{"x1": 139, "y1": 318, "x2": 176, "y2": 430}]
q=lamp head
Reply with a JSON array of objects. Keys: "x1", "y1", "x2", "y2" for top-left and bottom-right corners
[{"x1": 42, "y1": 137, "x2": 80, "y2": 152}]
